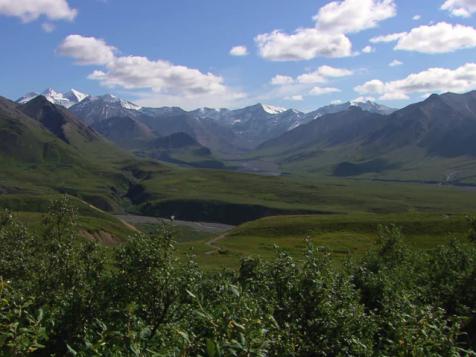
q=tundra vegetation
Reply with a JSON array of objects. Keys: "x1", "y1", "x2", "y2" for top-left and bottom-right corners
[{"x1": 1, "y1": 197, "x2": 476, "y2": 356}]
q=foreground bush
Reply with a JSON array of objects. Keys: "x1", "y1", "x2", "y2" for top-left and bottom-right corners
[{"x1": 0, "y1": 198, "x2": 475, "y2": 355}]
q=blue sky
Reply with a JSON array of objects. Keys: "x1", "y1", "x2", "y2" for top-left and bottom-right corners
[{"x1": 0, "y1": 0, "x2": 476, "y2": 111}]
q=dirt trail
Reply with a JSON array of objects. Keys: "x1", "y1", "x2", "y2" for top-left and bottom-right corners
[{"x1": 204, "y1": 232, "x2": 229, "y2": 255}]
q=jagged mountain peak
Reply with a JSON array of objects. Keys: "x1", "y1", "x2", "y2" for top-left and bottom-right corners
[
  {"x1": 260, "y1": 103, "x2": 288, "y2": 115},
  {"x1": 16, "y1": 88, "x2": 89, "y2": 108},
  {"x1": 85, "y1": 94, "x2": 142, "y2": 111},
  {"x1": 64, "y1": 89, "x2": 89, "y2": 103}
]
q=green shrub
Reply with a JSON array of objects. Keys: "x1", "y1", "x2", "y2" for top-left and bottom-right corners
[{"x1": 0, "y1": 198, "x2": 475, "y2": 355}]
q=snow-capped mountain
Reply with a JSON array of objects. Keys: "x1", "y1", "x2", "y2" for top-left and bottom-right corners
[
  {"x1": 261, "y1": 104, "x2": 287, "y2": 115},
  {"x1": 180, "y1": 104, "x2": 306, "y2": 149},
  {"x1": 69, "y1": 94, "x2": 143, "y2": 125},
  {"x1": 17, "y1": 92, "x2": 40, "y2": 105},
  {"x1": 15, "y1": 88, "x2": 399, "y2": 153},
  {"x1": 16, "y1": 88, "x2": 89, "y2": 108},
  {"x1": 64, "y1": 89, "x2": 89, "y2": 104},
  {"x1": 306, "y1": 100, "x2": 396, "y2": 120}
]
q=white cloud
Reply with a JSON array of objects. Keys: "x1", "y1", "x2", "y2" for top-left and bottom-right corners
[
  {"x1": 396, "y1": 22, "x2": 476, "y2": 53},
  {"x1": 441, "y1": 0, "x2": 476, "y2": 17},
  {"x1": 285, "y1": 95, "x2": 304, "y2": 101},
  {"x1": 229, "y1": 45, "x2": 248, "y2": 56},
  {"x1": 309, "y1": 86, "x2": 341, "y2": 95},
  {"x1": 297, "y1": 65, "x2": 353, "y2": 84},
  {"x1": 271, "y1": 75, "x2": 295, "y2": 85},
  {"x1": 370, "y1": 32, "x2": 405, "y2": 43},
  {"x1": 331, "y1": 99, "x2": 344, "y2": 104},
  {"x1": 412, "y1": 14, "x2": 421, "y2": 20},
  {"x1": 59, "y1": 34, "x2": 243, "y2": 108},
  {"x1": 314, "y1": 0, "x2": 396, "y2": 34},
  {"x1": 58, "y1": 35, "x2": 116, "y2": 65},
  {"x1": 255, "y1": 29, "x2": 352, "y2": 61},
  {"x1": 362, "y1": 45, "x2": 375, "y2": 53},
  {"x1": 389, "y1": 59, "x2": 402, "y2": 67},
  {"x1": 352, "y1": 96, "x2": 376, "y2": 102},
  {"x1": 255, "y1": 0, "x2": 396, "y2": 61},
  {"x1": 354, "y1": 62, "x2": 476, "y2": 100},
  {"x1": 41, "y1": 22, "x2": 55, "y2": 32},
  {"x1": 0, "y1": 0, "x2": 77, "y2": 22},
  {"x1": 371, "y1": 22, "x2": 476, "y2": 54}
]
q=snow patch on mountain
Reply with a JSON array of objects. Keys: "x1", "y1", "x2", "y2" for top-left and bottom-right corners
[{"x1": 261, "y1": 104, "x2": 287, "y2": 115}]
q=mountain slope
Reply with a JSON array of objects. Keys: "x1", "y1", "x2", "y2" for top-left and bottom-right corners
[
  {"x1": 136, "y1": 132, "x2": 225, "y2": 168},
  {"x1": 258, "y1": 107, "x2": 386, "y2": 155},
  {"x1": 306, "y1": 100, "x2": 396, "y2": 121},
  {"x1": 0, "y1": 96, "x2": 134, "y2": 210},
  {"x1": 69, "y1": 94, "x2": 143, "y2": 125},
  {"x1": 366, "y1": 91, "x2": 476, "y2": 157},
  {"x1": 20, "y1": 96, "x2": 131, "y2": 163},
  {"x1": 0, "y1": 96, "x2": 79, "y2": 165},
  {"x1": 252, "y1": 91, "x2": 476, "y2": 183},
  {"x1": 139, "y1": 111, "x2": 241, "y2": 154}
]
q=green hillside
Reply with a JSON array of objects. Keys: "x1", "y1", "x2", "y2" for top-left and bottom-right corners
[{"x1": 173, "y1": 212, "x2": 473, "y2": 270}]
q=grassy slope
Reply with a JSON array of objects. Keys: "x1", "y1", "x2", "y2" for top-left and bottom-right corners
[
  {"x1": 1, "y1": 194, "x2": 136, "y2": 243},
  {"x1": 137, "y1": 165, "x2": 476, "y2": 214},
  {"x1": 248, "y1": 138, "x2": 476, "y2": 185},
  {"x1": 176, "y1": 212, "x2": 473, "y2": 270}
]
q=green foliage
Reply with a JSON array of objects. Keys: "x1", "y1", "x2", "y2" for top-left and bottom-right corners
[
  {"x1": 469, "y1": 217, "x2": 476, "y2": 243},
  {"x1": 0, "y1": 279, "x2": 48, "y2": 356},
  {"x1": 1, "y1": 198, "x2": 476, "y2": 355}
]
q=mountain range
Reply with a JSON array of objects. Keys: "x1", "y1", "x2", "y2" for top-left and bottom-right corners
[
  {"x1": 16, "y1": 89, "x2": 396, "y2": 153},
  {"x1": 12, "y1": 88, "x2": 476, "y2": 184}
]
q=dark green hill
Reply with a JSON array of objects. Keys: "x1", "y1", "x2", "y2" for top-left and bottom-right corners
[
  {"x1": 0, "y1": 96, "x2": 131, "y2": 211},
  {"x1": 0, "y1": 96, "x2": 78, "y2": 165}
]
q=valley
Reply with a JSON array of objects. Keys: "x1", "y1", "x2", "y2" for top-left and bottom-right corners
[{"x1": 1, "y1": 89, "x2": 476, "y2": 256}]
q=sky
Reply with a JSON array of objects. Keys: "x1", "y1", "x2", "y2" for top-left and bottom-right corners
[{"x1": 0, "y1": 0, "x2": 475, "y2": 111}]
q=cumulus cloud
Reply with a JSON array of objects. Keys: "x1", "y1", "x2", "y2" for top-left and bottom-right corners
[
  {"x1": 229, "y1": 45, "x2": 248, "y2": 56},
  {"x1": 314, "y1": 0, "x2": 396, "y2": 34},
  {"x1": 371, "y1": 22, "x2": 476, "y2": 53},
  {"x1": 354, "y1": 62, "x2": 476, "y2": 100},
  {"x1": 269, "y1": 65, "x2": 351, "y2": 100},
  {"x1": 285, "y1": 95, "x2": 304, "y2": 101},
  {"x1": 362, "y1": 45, "x2": 375, "y2": 53},
  {"x1": 370, "y1": 32, "x2": 405, "y2": 43},
  {"x1": 297, "y1": 65, "x2": 353, "y2": 84},
  {"x1": 58, "y1": 35, "x2": 116, "y2": 65},
  {"x1": 309, "y1": 86, "x2": 341, "y2": 95},
  {"x1": 0, "y1": 0, "x2": 77, "y2": 22},
  {"x1": 271, "y1": 75, "x2": 295, "y2": 85},
  {"x1": 272, "y1": 65, "x2": 352, "y2": 86},
  {"x1": 353, "y1": 96, "x2": 376, "y2": 102},
  {"x1": 389, "y1": 59, "x2": 403, "y2": 67},
  {"x1": 59, "y1": 34, "x2": 242, "y2": 108},
  {"x1": 441, "y1": 0, "x2": 476, "y2": 17},
  {"x1": 412, "y1": 14, "x2": 421, "y2": 20},
  {"x1": 396, "y1": 22, "x2": 476, "y2": 53},
  {"x1": 255, "y1": 29, "x2": 352, "y2": 61},
  {"x1": 255, "y1": 0, "x2": 396, "y2": 61}
]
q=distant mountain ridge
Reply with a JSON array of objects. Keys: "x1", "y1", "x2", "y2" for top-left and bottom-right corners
[{"x1": 17, "y1": 90, "x2": 396, "y2": 150}]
